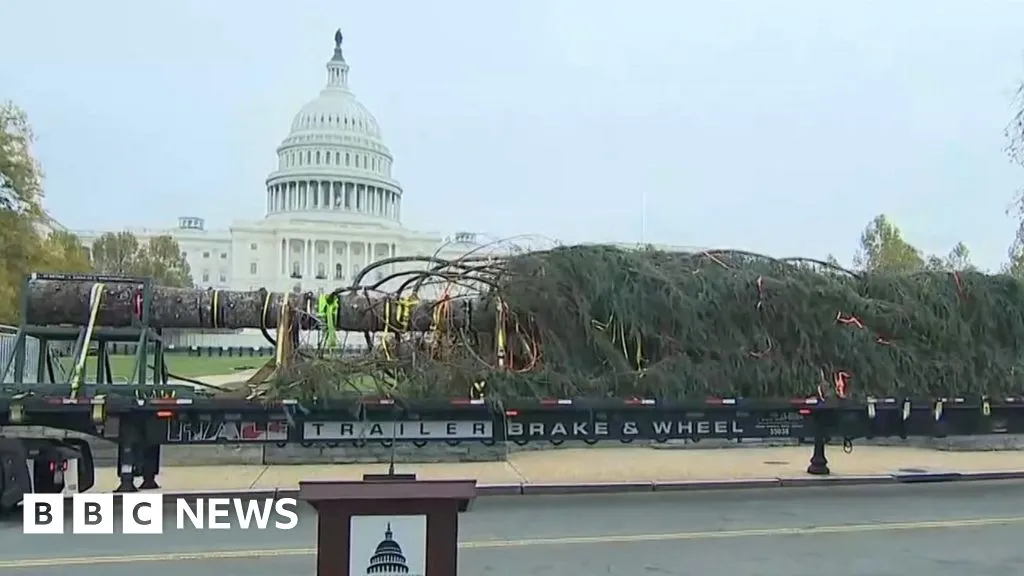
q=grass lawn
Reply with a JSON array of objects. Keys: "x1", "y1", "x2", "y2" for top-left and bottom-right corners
[{"x1": 59, "y1": 354, "x2": 272, "y2": 381}]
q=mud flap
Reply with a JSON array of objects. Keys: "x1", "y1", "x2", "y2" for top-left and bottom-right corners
[
  {"x1": 0, "y1": 438, "x2": 31, "y2": 513},
  {"x1": 61, "y1": 438, "x2": 96, "y2": 493}
]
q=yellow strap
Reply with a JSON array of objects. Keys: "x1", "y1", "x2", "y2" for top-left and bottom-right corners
[
  {"x1": 382, "y1": 301, "x2": 393, "y2": 360},
  {"x1": 470, "y1": 380, "x2": 487, "y2": 399},
  {"x1": 212, "y1": 290, "x2": 220, "y2": 329},
  {"x1": 397, "y1": 295, "x2": 418, "y2": 329},
  {"x1": 261, "y1": 291, "x2": 273, "y2": 329},
  {"x1": 431, "y1": 297, "x2": 449, "y2": 332},
  {"x1": 71, "y1": 282, "x2": 106, "y2": 396},
  {"x1": 495, "y1": 298, "x2": 507, "y2": 369}
]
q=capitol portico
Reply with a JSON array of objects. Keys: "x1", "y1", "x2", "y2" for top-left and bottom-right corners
[{"x1": 74, "y1": 30, "x2": 482, "y2": 294}]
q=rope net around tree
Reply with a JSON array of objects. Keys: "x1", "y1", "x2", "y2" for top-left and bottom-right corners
[{"x1": 269, "y1": 244, "x2": 1024, "y2": 402}]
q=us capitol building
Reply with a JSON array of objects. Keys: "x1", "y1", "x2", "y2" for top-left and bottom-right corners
[{"x1": 75, "y1": 30, "x2": 485, "y2": 294}]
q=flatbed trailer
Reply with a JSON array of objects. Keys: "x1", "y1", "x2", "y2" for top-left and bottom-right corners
[
  {"x1": 2, "y1": 387, "x2": 1022, "y2": 506},
  {"x1": 3, "y1": 272, "x2": 1024, "y2": 512}
]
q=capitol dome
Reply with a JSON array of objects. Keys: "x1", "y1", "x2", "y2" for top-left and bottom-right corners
[
  {"x1": 265, "y1": 30, "x2": 402, "y2": 225},
  {"x1": 76, "y1": 27, "x2": 485, "y2": 300},
  {"x1": 365, "y1": 523, "x2": 411, "y2": 575}
]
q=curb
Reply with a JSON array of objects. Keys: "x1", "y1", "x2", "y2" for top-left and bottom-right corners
[{"x1": 136, "y1": 469, "x2": 1024, "y2": 500}]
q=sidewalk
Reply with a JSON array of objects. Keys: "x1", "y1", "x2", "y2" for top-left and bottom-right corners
[{"x1": 95, "y1": 446, "x2": 1024, "y2": 493}]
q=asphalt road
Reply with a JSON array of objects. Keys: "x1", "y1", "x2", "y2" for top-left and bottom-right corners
[{"x1": 4, "y1": 481, "x2": 1024, "y2": 575}]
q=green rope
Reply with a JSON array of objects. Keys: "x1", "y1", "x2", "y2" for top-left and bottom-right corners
[{"x1": 318, "y1": 293, "x2": 339, "y2": 348}]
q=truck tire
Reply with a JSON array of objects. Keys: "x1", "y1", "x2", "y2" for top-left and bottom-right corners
[{"x1": 0, "y1": 438, "x2": 31, "y2": 516}]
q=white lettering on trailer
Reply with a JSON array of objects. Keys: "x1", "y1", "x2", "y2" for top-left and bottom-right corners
[
  {"x1": 303, "y1": 421, "x2": 493, "y2": 440},
  {"x1": 506, "y1": 419, "x2": 743, "y2": 437}
]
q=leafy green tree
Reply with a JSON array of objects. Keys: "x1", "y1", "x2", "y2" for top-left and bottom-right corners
[
  {"x1": 1007, "y1": 81, "x2": 1024, "y2": 277},
  {"x1": 0, "y1": 102, "x2": 45, "y2": 218},
  {"x1": 925, "y1": 242, "x2": 977, "y2": 272},
  {"x1": 91, "y1": 231, "x2": 144, "y2": 276},
  {"x1": 139, "y1": 234, "x2": 193, "y2": 287},
  {"x1": 41, "y1": 229, "x2": 92, "y2": 273},
  {"x1": 1009, "y1": 80, "x2": 1023, "y2": 167},
  {"x1": 0, "y1": 102, "x2": 91, "y2": 321},
  {"x1": 1005, "y1": 214, "x2": 1024, "y2": 278},
  {"x1": 1007, "y1": 249, "x2": 1024, "y2": 278},
  {"x1": 91, "y1": 231, "x2": 192, "y2": 287},
  {"x1": 852, "y1": 214, "x2": 925, "y2": 273}
]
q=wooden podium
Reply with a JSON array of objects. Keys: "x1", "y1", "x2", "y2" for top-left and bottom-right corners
[{"x1": 299, "y1": 473, "x2": 477, "y2": 576}]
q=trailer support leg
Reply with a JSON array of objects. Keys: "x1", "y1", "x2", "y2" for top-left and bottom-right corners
[
  {"x1": 114, "y1": 423, "x2": 144, "y2": 492},
  {"x1": 806, "y1": 434, "x2": 830, "y2": 475},
  {"x1": 114, "y1": 442, "x2": 138, "y2": 492},
  {"x1": 139, "y1": 445, "x2": 160, "y2": 490}
]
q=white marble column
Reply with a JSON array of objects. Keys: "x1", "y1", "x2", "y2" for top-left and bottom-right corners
[
  {"x1": 306, "y1": 239, "x2": 313, "y2": 277},
  {"x1": 290, "y1": 237, "x2": 296, "y2": 276},
  {"x1": 287, "y1": 238, "x2": 294, "y2": 276},
  {"x1": 328, "y1": 242, "x2": 335, "y2": 280},
  {"x1": 345, "y1": 243, "x2": 352, "y2": 282}
]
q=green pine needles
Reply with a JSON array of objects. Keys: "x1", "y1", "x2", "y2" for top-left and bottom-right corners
[{"x1": 269, "y1": 245, "x2": 1024, "y2": 402}]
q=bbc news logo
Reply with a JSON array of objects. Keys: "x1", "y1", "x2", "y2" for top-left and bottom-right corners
[{"x1": 23, "y1": 493, "x2": 299, "y2": 534}]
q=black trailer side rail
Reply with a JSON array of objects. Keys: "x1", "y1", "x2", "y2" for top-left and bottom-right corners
[
  {"x1": 4, "y1": 389, "x2": 1024, "y2": 491},
  {"x1": 4, "y1": 391, "x2": 1023, "y2": 443}
]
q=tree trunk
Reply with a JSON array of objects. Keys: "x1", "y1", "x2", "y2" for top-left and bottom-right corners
[{"x1": 24, "y1": 280, "x2": 493, "y2": 332}]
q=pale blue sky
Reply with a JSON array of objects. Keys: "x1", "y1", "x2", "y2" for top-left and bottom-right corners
[{"x1": 2, "y1": 1, "x2": 1022, "y2": 269}]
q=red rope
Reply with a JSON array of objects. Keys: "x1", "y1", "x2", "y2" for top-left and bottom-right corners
[{"x1": 952, "y1": 271, "x2": 966, "y2": 301}]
